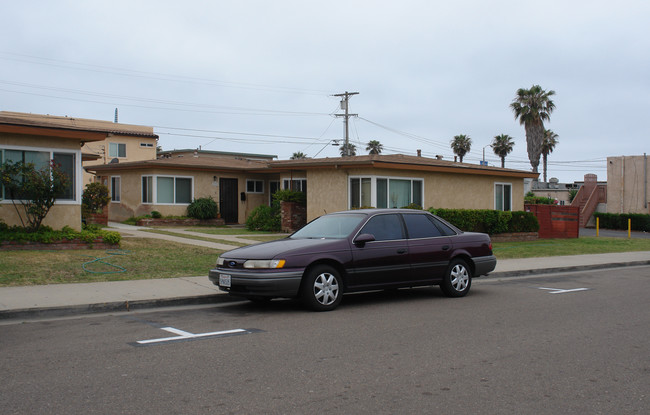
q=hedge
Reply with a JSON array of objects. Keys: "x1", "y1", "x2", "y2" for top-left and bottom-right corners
[
  {"x1": 593, "y1": 212, "x2": 650, "y2": 232},
  {"x1": 428, "y1": 208, "x2": 539, "y2": 234},
  {"x1": 0, "y1": 223, "x2": 121, "y2": 245}
]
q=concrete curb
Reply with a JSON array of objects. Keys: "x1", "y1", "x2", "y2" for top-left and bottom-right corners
[
  {"x1": 485, "y1": 260, "x2": 650, "y2": 279},
  {"x1": 0, "y1": 293, "x2": 243, "y2": 320}
]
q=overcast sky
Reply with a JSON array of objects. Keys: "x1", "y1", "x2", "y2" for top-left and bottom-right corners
[{"x1": 2, "y1": 0, "x2": 649, "y2": 182}]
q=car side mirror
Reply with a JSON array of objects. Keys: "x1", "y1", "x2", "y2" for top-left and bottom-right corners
[{"x1": 353, "y1": 233, "x2": 375, "y2": 247}]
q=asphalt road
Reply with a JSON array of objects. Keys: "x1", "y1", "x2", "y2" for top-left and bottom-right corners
[{"x1": 1, "y1": 267, "x2": 649, "y2": 414}]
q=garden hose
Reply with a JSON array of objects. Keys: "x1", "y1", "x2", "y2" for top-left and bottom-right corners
[{"x1": 81, "y1": 249, "x2": 130, "y2": 274}]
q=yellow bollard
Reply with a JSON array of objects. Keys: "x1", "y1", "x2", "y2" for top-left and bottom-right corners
[
  {"x1": 628, "y1": 218, "x2": 631, "y2": 239},
  {"x1": 596, "y1": 217, "x2": 599, "y2": 237}
]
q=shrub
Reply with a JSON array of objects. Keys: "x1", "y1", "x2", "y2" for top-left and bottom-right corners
[
  {"x1": 187, "y1": 197, "x2": 218, "y2": 220},
  {"x1": 151, "y1": 211, "x2": 162, "y2": 219},
  {"x1": 0, "y1": 225, "x2": 121, "y2": 245},
  {"x1": 524, "y1": 195, "x2": 555, "y2": 205},
  {"x1": 428, "y1": 208, "x2": 538, "y2": 234},
  {"x1": 82, "y1": 182, "x2": 110, "y2": 215},
  {"x1": 593, "y1": 212, "x2": 650, "y2": 232},
  {"x1": 273, "y1": 189, "x2": 306, "y2": 204},
  {"x1": 246, "y1": 205, "x2": 281, "y2": 232},
  {"x1": 401, "y1": 203, "x2": 423, "y2": 210}
]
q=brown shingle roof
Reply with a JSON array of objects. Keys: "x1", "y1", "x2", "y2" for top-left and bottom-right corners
[
  {"x1": 86, "y1": 155, "x2": 269, "y2": 173},
  {"x1": 270, "y1": 154, "x2": 538, "y2": 178},
  {"x1": 0, "y1": 111, "x2": 158, "y2": 138}
]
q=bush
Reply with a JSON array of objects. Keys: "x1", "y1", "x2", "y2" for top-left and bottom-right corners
[
  {"x1": 246, "y1": 205, "x2": 281, "y2": 232},
  {"x1": 524, "y1": 195, "x2": 555, "y2": 205},
  {"x1": 151, "y1": 211, "x2": 162, "y2": 219},
  {"x1": 428, "y1": 208, "x2": 538, "y2": 234},
  {"x1": 401, "y1": 203, "x2": 423, "y2": 210},
  {"x1": 187, "y1": 197, "x2": 219, "y2": 220},
  {"x1": 82, "y1": 182, "x2": 110, "y2": 215},
  {"x1": 0, "y1": 225, "x2": 121, "y2": 245},
  {"x1": 273, "y1": 189, "x2": 306, "y2": 204},
  {"x1": 593, "y1": 212, "x2": 650, "y2": 232}
]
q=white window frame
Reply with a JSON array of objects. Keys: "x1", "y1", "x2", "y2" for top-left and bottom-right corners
[
  {"x1": 0, "y1": 145, "x2": 82, "y2": 205},
  {"x1": 494, "y1": 182, "x2": 512, "y2": 211},
  {"x1": 154, "y1": 175, "x2": 194, "y2": 205},
  {"x1": 108, "y1": 142, "x2": 127, "y2": 158},
  {"x1": 111, "y1": 176, "x2": 121, "y2": 203},
  {"x1": 282, "y1": 178, "x2": 307, "y2": 192},
  {"x1": 141, "y1": 175, "x2": 153, "y2": 204},
  {"x1": 246, "y1": 179, "x2": 264, "y2": 194},
  {"x1": 349, "y1": 175, "x2": 424, "y2": 209}
]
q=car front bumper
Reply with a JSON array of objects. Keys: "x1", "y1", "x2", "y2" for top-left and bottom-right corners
[
  {"x1": 208, "y1": 268, "x2": 304, "y2": 298},
  {"x1": 472, "y1": 255, "x2": 497, "y2": 276}
]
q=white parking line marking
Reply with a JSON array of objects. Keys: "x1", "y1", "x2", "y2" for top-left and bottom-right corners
[
  {"x1": 537, "y1": 287, "x2": 590, "y2": 294},
  {"x1": 136, "y1": 327, "x2": 248, "y2": 345}
]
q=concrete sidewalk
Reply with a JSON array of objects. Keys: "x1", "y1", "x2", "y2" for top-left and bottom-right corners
[{"x1": 2, "y1": 250, "x2": 649, "y2": 320}]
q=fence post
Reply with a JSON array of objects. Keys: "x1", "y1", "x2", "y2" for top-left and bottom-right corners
[
  {"x1": 596, "y1": 217, "x2": 599, "y2": 237},
  {"x1": 628, "y1": 218, "x2": 631, "y2": 238}
]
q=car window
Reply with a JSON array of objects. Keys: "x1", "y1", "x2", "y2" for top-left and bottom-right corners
[
  {"x1": 430, "y1": 216, "x2": 458, "y2": 236},
  {"x1": 360, "y1": 214, "x2": 404, "y2": 241},
  {"x1": 403, "y1": 214, "x2": 443, "y2": 238},
  {"x1": 291, "y1": 213, "x2": 366, "y2": 239}
]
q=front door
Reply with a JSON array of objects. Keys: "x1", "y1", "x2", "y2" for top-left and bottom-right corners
[{"x1": 219, "y1": 178, "x2": 238, "y2": 224}]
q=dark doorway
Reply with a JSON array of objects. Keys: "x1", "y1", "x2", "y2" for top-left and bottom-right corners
[{"x1": 219, "y1": 178, "x2": 238, "y2": 223}]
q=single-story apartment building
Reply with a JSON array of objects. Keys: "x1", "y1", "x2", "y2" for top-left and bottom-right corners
[
  {"x1": 0, "y1": 111, "x2": 158, "y2": 230},
  {"x1": 88, "y1": 152, "x2": 538, "y2": 224}
]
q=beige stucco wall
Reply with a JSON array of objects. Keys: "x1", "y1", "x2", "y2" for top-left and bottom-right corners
[
  {"x1": 607, "y1": 155, "x2": 650, "y2": 214},
  {"x1": 305, "y1": 168, "x2": 526, "y2": 222},
  {"x1": 101, "y1": 169, "x2": 276, "y2": 223},
  {"x1": 0, "y1": 204, "x2": 82, "y2": 231},
  {"x1": 82, "y1": 135, "x2": 157, "y2": 186},
  {"x1": 1, "y1": 133, "x2": 86, "y2": 231}
]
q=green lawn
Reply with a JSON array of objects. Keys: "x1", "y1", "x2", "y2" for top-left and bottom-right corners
[
  {"x1": 493, "y1": 237, "x2": 650, "y2": 259},
  {"x1": 0, "y1": 238, "x2": 221, "y2": 287},
  {"x1": 184, "y1": 227, "x2": 283, "y2": 236}
]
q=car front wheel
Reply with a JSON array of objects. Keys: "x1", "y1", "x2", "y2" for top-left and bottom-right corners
[
  {"x1": 301, "y1": 265, "x2": 343, "y2": 311},
  {"x1": 440, "y1": 258, "x2": 472, "y2": 297}
]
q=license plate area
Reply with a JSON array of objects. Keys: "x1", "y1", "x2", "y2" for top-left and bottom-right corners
[{"x1": 219, "y1": 274, "x2": 232, "y2": 288}]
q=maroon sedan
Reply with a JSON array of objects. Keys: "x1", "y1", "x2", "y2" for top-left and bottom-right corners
[{"x1": 209, "y1": 209, "x2": 496, "y2": 311}]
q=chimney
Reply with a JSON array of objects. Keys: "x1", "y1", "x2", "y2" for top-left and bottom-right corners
[
  {"x1": 417, "y1": 149, "x2": 422, "y2": 157},
  {"x1": 436, "y1": 155, "x2": 443, "y2": 160}
]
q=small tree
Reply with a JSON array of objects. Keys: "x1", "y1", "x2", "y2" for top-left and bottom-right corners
[
  {"x1": 82, "y1": 182, "x2": 110, "y2": 215},
  {"x1": 290, "y1": 151, "x2": 307, "y2": 159},
  {"x1": 0, "y1": 160, "x2": 70, "y2": 231},
  {"x1": 451, "y1": 134, "x2": 472, "y2": 162},
  {"x1": 366, "y1": 140, "x2": 383, "y2": 155}
]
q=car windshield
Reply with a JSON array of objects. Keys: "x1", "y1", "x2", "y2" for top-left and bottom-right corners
[{"x1": 291, "y1": 213, "x2": 366, "y2": 239}]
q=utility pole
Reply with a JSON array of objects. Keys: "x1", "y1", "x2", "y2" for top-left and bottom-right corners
[{"x1": 332, "y1": 91, "x2": 358, "y2": 156}]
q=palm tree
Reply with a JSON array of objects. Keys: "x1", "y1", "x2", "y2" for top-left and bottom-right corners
[
  {"x1": 491, "y1": 134, "x2": 515, "y2": 168},
  {"x1": 510, "y1": 85, "x2": 556, "y2": 174},
  {"x1": 450, "y1": 134, "x2": 472, "y2": 162},
  {"x1": 541, "y1": 129, "x2": 559, "y2": 182},
  {"x1": 366, "y1": 140, "x2": 383, "y2": 155},
  {"x1": 290, "y1": 151, "x2": 307, "y2": 159},
  {"x1": 339, "y1": 142, "x2": 357, "y2": 157}
]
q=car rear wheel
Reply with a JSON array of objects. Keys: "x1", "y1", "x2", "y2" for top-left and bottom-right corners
[
  {"x1": 440, "y1": 258, "x2": 471, "y2": 297},
  {"x1": 301, "y1": 265, "x2": 343, "y2": 311}
]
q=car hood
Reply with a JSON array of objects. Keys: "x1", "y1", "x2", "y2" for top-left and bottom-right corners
[{"x1": 220, "y1": 237, "x2": 348, "y2": 260}]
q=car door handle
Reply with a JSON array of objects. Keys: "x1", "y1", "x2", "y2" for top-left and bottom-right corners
[
  {"x1": 442, "y1": 245, "x2": 450, "y2": 251},
  {"x1": 397, "y1": 248, "x2": 407, "y2": 254}
]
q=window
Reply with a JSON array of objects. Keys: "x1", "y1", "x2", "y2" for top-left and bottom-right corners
[
  {"x1": 246, "y1": 179, "x2": 264, "y2": 193},
  {"x1": 0, "y1": 148, "x2": 76, "y2": 201},
  {"x1": 140, "y1": 143, "x2": 154, "y2": 148},
  {"x1": 283, "y1": 179, "x2": 307, "y2": 193},
  {"x1": 350, "y1": 177, "x2": 423, "y2": 209},
  {"x1": 142, "y1": 176, "x2": 153, "y2": 203},
  {"x1": 156, "y1": 176, "x2": 193, "y2": 204},
  {"x1": 403, "y1": 214, "x2": 443, "y2": 238},
  {"x1": 111, "y1": 176, "x2": 121, "y2": 202},
  {"x1": 109, "y1": 143, "x2": 126, "y2": 158},
  {"x1": 495, "y1": 183, "x2": 512, "y2": 211},
  {"x1": 360, "y1": 214, "x2": 404, "y2": 241}
]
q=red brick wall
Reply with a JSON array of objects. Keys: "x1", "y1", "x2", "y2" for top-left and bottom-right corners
[
  {"x1": 525, "y1": 204, "x2": 580, "y2": 239},
  {"x1": 281, "y1": 201, "x2": 307, "y2": 233}
]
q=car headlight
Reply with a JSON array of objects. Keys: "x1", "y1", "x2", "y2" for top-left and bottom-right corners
[
  {"x1": 217, "y1": 257, "x2": 225, "y2": 266},
  {"x1": 243, "y1": 259, "x2": 286, "y2": 269}
]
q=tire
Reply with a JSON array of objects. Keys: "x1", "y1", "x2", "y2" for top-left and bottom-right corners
[
  {"x1": 440, "y1": 258, "x2": 472, "y2": 297},
  {"x1": 301, "y1": 265, "x2": 343, "y2": 311}
]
